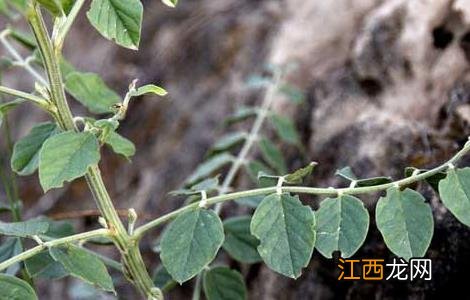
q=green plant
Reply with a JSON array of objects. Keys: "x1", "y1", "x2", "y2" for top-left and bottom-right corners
[{"x1": 1, "y1": 1, "x2": 470, "y2": 299}]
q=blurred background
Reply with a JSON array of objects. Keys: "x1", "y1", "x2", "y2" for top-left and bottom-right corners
[{"x1": 2, "y1": 0, "x2": 470, "y2": 298}]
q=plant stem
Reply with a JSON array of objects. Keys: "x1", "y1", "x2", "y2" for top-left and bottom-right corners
[
  {"x1": 0, "y1": 86, "x2": 49, "y2": 107},
  {"x1": 26, "y1": 4, "x2": 161, "y2": 299},
  {"x1": 0, "y1": 229, "x2": 110, "y2": 272},
  {"x1": 0, "y1": 29, "x2": 47, "y2": 86},
  {"x1": 214, "y1": 70, "x2": 282, "y2": 214},
  {"x1": 134, "y1": 138, "x2": 470, "y2": 238}
]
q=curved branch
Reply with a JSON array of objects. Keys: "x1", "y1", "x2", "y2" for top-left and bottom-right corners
[
  {"x1": 0, "y1": 229, "x2": 110, "y2": 272},
  {"x1": 133, "y1": 138, "x2": 470, "y2": 239}
]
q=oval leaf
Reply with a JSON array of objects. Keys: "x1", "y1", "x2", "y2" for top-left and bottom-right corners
[
  {"x1": 223, "y1": 216, "x2": 261, "y2": 264},
  {"x1": 269, "y1": 114, "x2": 300, "y2": 145},
  {"x1": 25, "y1": 251, "x2": 68, "y2": 280},
  {"x1": 250, "y1": 193, "x2": 316, "y2": 278},
  {"x1": 0, "y1": 274, "x2": 37, "y2": 300},
  {"x1": 49, "y1": 245, "x2": 114, "y2": 292},
  {"x1": 0, "y1": 219, "x2": 49, "y2": 237},
  {"x1": 65, "y1": 72, "x2": 121, "y2": 114},
  {"x1": 11, "y1": 122, "x2": 58, "y2": 176},
  {"x1": 160, "y1": 209, "x2": 224, "y2": 284},
  {"x1": 203, "y1": 266, "x2": 247, "y2": 300},
  {"x1": 39, "y1": 131, "x2": 100, "y2": 192},
  {"x1": 438, "y1": 167, "x2": 470, "y2": 226},
  {"x1": 376, "y1": 187, "x2": 433, "y2": 260},
  {"x1": 258, "y1": 138, "x2": 287, "y2": 174},
  {"x1": 87, "y1": 0, "x2": 143, "y2": 50},
  {"x1": 186, "y1": 153, "x2": 235, "y2": 185},
  {"x1": 315, "y1": 195, "x2": 369, "y2": 258},
  {"x1": 105, "y1": 131, "x2": 136, "y2": 159}
]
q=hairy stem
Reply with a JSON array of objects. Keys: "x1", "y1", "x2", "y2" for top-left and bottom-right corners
[
  {"x1": 0, "y1": 86, "x2": 49, "y2": 106},
  {"x1": 26, "y1": 3, "x2": 161, "y2": 299},
  {"x1": 0, "y1": 229, "x2": 110, "y2": 272},
  {"x1": 134, "y1": 138, "x2": 470, "y2": 238}
]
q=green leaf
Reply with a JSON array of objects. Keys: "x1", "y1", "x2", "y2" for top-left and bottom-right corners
[
  {"x1": 438, "y1": 167, "x2": 470, "y2": 226},
  {"x1": 39, "y1": 131, "x2": 100, "y2": 192},
  {"x1": 37, "y1": 0, "x2": 73, "y2": 16},
  {"x1": 11, "y1": 122, "x2": 59, "y2": 176},
  {"x1": 49, "y1": 244, "x2": 114, "y2": 292},
  {"x1": 405, "y1": 167, "x2": 446, "y2": 192},
  {"x1": 0, "y1": 99, "x2": 27, "y2": 115},
  {"x1": 335, "y1": 167, "x2": 392, "y2": 187},
  {"x1": 170, "y1": 177, "x2": 219, "y2": 196},
  {"x1": 87, "y1": 0, "x2": 143, "y2": 50},
  {"x1": 160, "y1": 209, "x2": 225, "y2": 283},
  {"x1": 335, "y1": 166, "x2": 357, "y2": 181},
  {"x1": 278, "y1": 84, "x2": 305, "y2": 104},
  {"x1": 284, "y1": 162, "x2": 317, "y2": 184},
  {"x1": 376, "y1": 187, "x2": 433, "y2": 260},
  {"x1": 257, "y1": 173, "x2": 280, "y2": 188},
  {"x1": 105, "y1": 131, "x2": 136, "y2": 159},
  {"x1": 269, "y1": 114, "x2": 300, "y2": 145},
  {"x1": 130, "y1": 84, "x2": 168, "y2": 97},
  {"x1": 65, "y1": 72, "x2": 121, "y2": 114},
  {"x1": 203, "y1": 266, "x2": 247, "y2": 300},
  {"x1": 245, "y1": 160, "x2": 272, "y2": 183},
  {"x1": 152, "y1": 265, "x2": 176, "y2": 292},
  {"x1": 0, "y1": 219, "x2": 49, "y2": 237},
  {"x1": 250, "y1": 193, "x2": 316, "y2": 278},
  {"x1": 0, "y1": 238, "x2": 22, "y2": 274},
  {"x1": 211, "y1": 132, "x2": 247, "y2": 153},
  {"x1": 356, "y1": 176, "x2": 392, "y2": 187},
  {"x1": 0, "y1": 274, "x2": 37, "y2": 300},
  {"x1": 223, "y1": 107, "x2": 258, "y2": 126},
  {"x1": 186, "y1": 153, "x2": 235, "y2": 185},
  {"x1": 315, "y1": 195, "x2": 369, "y2": 258},
  {"x1": 25, "y1": 251, "x2": 68, "y2": 280},
  {"x1": 161, "y1": 0, "x2": 178, "y2": 8},
  {"x1": 258, "y1": 138, "x2": 287, "y2": 174},
  {"x1": 223, "y1": 216, "x2": 261, "y2": 264},
  {"x1": 235, "y1": 195, "x2": 265, "y2": 208}
]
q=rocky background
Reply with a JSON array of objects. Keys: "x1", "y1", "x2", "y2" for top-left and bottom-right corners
[{"x1": 3, "y1": 0, "x2": 470, "y2": 299}]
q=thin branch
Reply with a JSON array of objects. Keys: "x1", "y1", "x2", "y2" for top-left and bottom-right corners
[
  {"x1": 214, "y1": 70, "x2": 282, "y2": 214},
  {"x1": 0, "y1": 29, "x2": 48, "y2": 86},
  {"x1": 0, "y1": 85, "x2": 48, "y2": 105},
  {"x1": 0, "y1": 229, "x2": 110, "y2": 272},
  {"x1": 133, "y1": 138, "x2": 470, "y2": 239}
]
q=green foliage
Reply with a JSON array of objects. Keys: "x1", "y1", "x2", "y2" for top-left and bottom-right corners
[
  {"x1": 65, "y1": 72, "x2": 121, "y2": 114},
  {"x1": 25, "y1": 251, "x2": 68, "y2": 280},
  {"x1": 0, "y1": 274, "x2": 37, "y2": 300},
  {"x1": 315, "y1": 195, "x2": 369, "y2": 258},
  {"x1": 11, "y1": 122, "x2": 59, "y2": 176},
  {"x1": 4, "y1": 1, "x2": 470, "y2": 299},
  {"x1": 0, "y1": 219, "x2": 49, "y2": 237},
  {"x1": 87, "y1": 0, "x2": 143, "y2": 50},
  {"x1": 438, "y1": 167, "x2": 470, "y2": 226},
  {"x1": 49, "y1": 245, "x2": 115, "y2": 292},
  {"x1": 269, "y1": 114, "x2": 300, "y2": 145},
  {"x1": 251, "y1": 193, "x2": 316, "y2": 278},
  {"x1": 38, "y1": 131, "x2": 100, "y2": 191},
  {"x1": 37, "y1": 0, "x2": 73, "y2": 16},
  {"x1": 203, "y1": 266, "x2": 247, "y2": 300},
  {"x1": 222, "y1": 216, "x2": 261, "y2": 263},
  {"x1": 186, "y1": 153, "x2": 235, "y2": 185},
  {"x1": 130, "y1": 84, "x2": 168, "y2": 97},
  {"x1": 160, "y1": 209, "x2": 224, "y2": 283},
  {"x1": 104, "y1": 131, "x2": 136, "y2": 159},
  {"x1": 258, "y1": 138, "x2": 287, "y2": 174},
  {"x1": 376, "y1": 187, "x2": 434, "y2": 261},
  {"x1": 161, "y1": 0, "x2": 178, "y2": 8}
]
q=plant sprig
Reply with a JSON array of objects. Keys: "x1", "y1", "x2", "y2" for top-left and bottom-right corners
[{"x1": 1, "y1": 1, "x2": 470, "y2": 300}]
